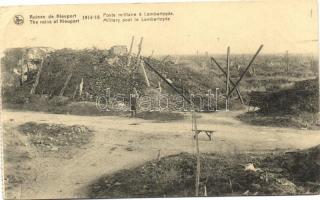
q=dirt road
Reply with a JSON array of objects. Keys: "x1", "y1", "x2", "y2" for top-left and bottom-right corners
[{"x1": 2, "y1": 110, "x2": 320, "y2": 199}]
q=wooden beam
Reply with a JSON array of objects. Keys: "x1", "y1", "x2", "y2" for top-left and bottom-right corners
[
  {"x1": 140, "y1": 62, "x2": 150, "y2": 87},
  {"x1": 127, "y1": 36, "x2": 135, "y2": 67},
  {"x1": 210, "y1": 57, "x2": 244, "y2": 104},
  {"x1": 226, "y1": 46, "x2": 230, "y2": 110},
  {"x1": 143, "y1": 59, "x2": 191, "y2": 104},
  {"x1": 79, "y1": 78, "x2": 84, "y2": 97},
  {"x1": 128, "y1": 36, "x2": 134, "y2": 55},
  {"x1": 136, "y1": 37, "x2": 143, "y2": 59},
  {"x1": 135, "y1": 37, "x2": 150, "y2": 87},
  {"x1": 59, "y1": 72, "x2": 73, "y2": 96},
  {"x1": 30, "y1": 58, "x2": 44, "y2": 95},
  {"x1": 72, "y1": 85, "x2": 78, "y2": 99},
  {"x1": 228, "y1": 45, "x2": 263, "y2": 97},
  {"x1": 193, "y1": 110, "x2": 200, "y2": 197}
]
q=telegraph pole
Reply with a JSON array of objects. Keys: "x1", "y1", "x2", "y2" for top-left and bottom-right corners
[{"x1": 226, "y1": 47, "x2": 230, "y2": 111}]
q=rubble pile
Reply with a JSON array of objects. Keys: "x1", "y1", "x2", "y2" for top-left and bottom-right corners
[
  {"x1": 2, "y1": 48, "x2": 242, "y2": 111},
  {"x1": 265, "y1": 145, "x2": 320, "y2": 183},
  {"x1": 2, "y1": 48, "x2": 147, "y2": 103},
  {"x1": 146, "y1": 58, "x2": 225, "y2": 96},
  {"x1": 89, "y1": 146, "x2": 320, "y2": 198},
  {"x1": 243, "y1": 78, "x2": 319, "y2": 128},
  {"x1": 248, "y1": 78, "x2": 319, "y2": 114},
  {"x1": 37, "y1": 48, "x2": 146, "y2": 100},
  {"x1": 19, "y1": 122, "x2": 93, "y2": 152}
]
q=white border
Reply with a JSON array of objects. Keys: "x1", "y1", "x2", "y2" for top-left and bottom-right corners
[{"x1": 0, "y1": 1, "x2": 319, "y2": 200}]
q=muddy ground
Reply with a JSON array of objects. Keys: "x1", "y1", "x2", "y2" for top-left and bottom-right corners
[{"x1": 2, "y1": 109, "x2": 320, "y2": 199}]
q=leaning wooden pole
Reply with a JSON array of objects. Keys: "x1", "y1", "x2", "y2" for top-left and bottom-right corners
[
  {"x1": 59, "y1": 72, "x2": 73, "y2": 96},
  {"x1": 136, "y1": 37, "x2": 150, "y2": 87},
  {"x1": 30, "y1": 58, "x2": 44, "y2": 95},
  {"x1": 129, "y1": 36, "x2": 134, "y2": 55},
  {"x1": 140, "y1": 62, "x2": 150, "y2": 87},
  {"x1": 228, "y1": 44, "x2": 263, "y2": 97},
  {"x1": 226, "y1": 47, "x2": 230, "y2": 111},
  {"x1": 127, "y1": 36, "x2": 135, "y2": 67},
  {"x1": 143, "y1": 59, "x2": 190, "y2": 103},
  {"x1": 136, "y1": 37, "x2": 143, "y2": 59}
]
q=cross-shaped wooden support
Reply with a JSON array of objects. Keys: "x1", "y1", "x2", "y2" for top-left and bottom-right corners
[
  {"x1": 210, "y1": 45, "x2": 264, "y2": 104},
  {"x1": 193, "y1": 129, "x2": 215, "y2": 141},
  {"x1": 227, "y1": 45, "x2": 264, "y2": 97},
  {"x1": 211, "y1": 57, "x2": 244, "y2": 104}
]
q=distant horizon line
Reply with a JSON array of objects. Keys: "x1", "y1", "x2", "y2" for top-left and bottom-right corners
[{"x1": 1, "y1": 46, "x2": 318, "y2": 57}]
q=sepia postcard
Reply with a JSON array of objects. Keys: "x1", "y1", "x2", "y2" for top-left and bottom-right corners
[{"x1": 0, "y1": 0, "x2": 319, "y2": 199}]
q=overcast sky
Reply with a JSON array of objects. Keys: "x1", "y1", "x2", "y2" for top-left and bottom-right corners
[{"x1": 0, "y1": 0, "x2": 318, "y2": 55}]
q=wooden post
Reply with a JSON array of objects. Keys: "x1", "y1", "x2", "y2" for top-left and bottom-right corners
[
  {"x1": 25, "y1": 49, "x2": 31, "y2": 81},
  {"x1": 136, "y1": 37, "x2": 143, "y2": 59},
  {"x1": 30, "y1": 58, "x2": 44, "y2": 95},
  {"x1": 204, "y1": 185, "x2": 207, "y2": 197},
  {"x1": 128, "y1": 36, "x2": 134, "y2": 55},
  {"x1": 72, "y1": 85, "x2": 78, "y2": 99},
  {"x1": 136, "y1": 37, "x2": 150, "y2": 87},
  {"x1": 226, "y1": 47, "x2": 230, "y2": 111},
  {"x1": 210, "y1": 57, "x2": 244, "y2": 104},
  {"x1": 140, "y1": 62, "x2": 150, "y2": 87},
  {"x1": 20, "y1": 49, "x2": 29, "y2": 85},
  {"x1": 127, "y1": 36, "x2": 135, "y2": 67},
  {"x1": 19, "y1": 57, "x2": 24, "y2": 86},
  {"x1": 79, "y1": 78, "x2": 84, "y2": 97},
  {"x1": 215, "y1": 88, "x2": 219, "y2": 111},
  {"x1": 193, "y1": 110, "x2": 200, "y2": 196},
  {"x1": 158, "y1": 81, "x2": 161, "y2": 109},
  {"x1": 59, "y1": 72, "x2": 73, "y2": 96}
]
